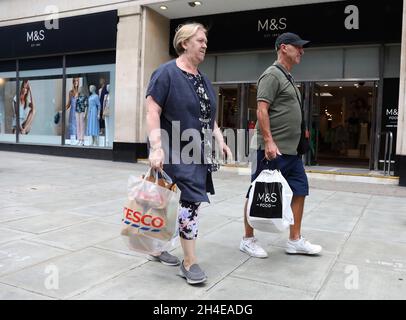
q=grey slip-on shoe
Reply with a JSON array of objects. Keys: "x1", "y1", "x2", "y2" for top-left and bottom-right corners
[
  {"x1": 178, "y1": 261, "x2": 207, "y2": 285},
  {"x1": 148, "y1": 251, "x2": 180, "y2": 266}
]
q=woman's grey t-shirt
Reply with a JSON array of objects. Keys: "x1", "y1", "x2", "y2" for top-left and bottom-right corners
[{"x1": 252, "y1": 62, "x2": 302, "y2": 155}]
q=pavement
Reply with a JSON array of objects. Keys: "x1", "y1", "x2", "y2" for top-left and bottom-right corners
[{"x1": 0, "y1": 150, "x2": 406, "y2": 300}]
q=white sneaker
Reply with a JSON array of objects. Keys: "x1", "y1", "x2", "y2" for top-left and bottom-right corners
[
  {"x1": 240, "y1": 237, "x2": 268, "y2": 258},
  {"x1": 286, "y1": 236, "x2": 322, "y2": 255}
]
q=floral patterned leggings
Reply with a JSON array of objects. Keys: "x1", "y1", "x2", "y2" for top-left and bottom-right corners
[{"x1": 178, "y1": 200, "x2": 201, "y2": 240}]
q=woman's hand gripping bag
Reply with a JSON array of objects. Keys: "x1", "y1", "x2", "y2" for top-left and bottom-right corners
[
  {"x1": 247, "y1": 169, "x2": 294, "y2": 233},
  {"x1": 121, "y1": 169, "x2": 180, "y2": 255}
]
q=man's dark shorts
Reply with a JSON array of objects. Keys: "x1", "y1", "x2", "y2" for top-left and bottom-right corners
[{"x1": 246, "y1": 149, "x2": 309, "y2": 198}]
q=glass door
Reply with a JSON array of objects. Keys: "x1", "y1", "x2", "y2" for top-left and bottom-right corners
[
  {"x1": 309, "y1": 82, "x2": 321, "y2": 165},
  {"x1": 309, "y1": 81, "x2": 375, "y2": 168},
  {"x1": 217, "y1": 85, "x2": 239, "y2": 129}
]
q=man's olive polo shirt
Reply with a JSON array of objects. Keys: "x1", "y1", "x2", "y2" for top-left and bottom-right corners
[{"x1": 251, "y1": 61, "x2": 302, "y2": 155}]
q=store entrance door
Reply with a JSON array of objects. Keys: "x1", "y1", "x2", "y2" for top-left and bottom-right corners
[
  {"x1": 309, "y1": 81, "x2": 376, "y2": 168},
  {"x1": 217, "y1": 85, "x2": 240, "y2": 129}
]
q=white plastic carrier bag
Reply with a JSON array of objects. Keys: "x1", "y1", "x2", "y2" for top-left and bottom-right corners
[
  {"x1": 121, "y1": 168, "x2": 180, "y2": 255},
  {"x1": 247, "y1": 169, "x2": 294, "y2": 233}
]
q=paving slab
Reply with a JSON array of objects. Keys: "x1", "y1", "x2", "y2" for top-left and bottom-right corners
[
  {"x1": 0, "y1": 199, "x2": 18, "y2": 209},
  {"x1": 366, "y1": 195, "x2": 406, "y2": 213},
  {"x1": 69, "y1": 199, "x2": 125, "y2": 217},
  {"x1": 0, "y1": 247, "x2": 144, "y2": 299},
  {"x1": 308, "y1": 202, "x2": 365, "y2": 217},
  {"x1": 2, "y1": 212, "x2": 92, "y2": 234},
  {"x1": 203, "y1": 276, "x2": 315, "y2": 300},
  {"x1": 197, "y1": 211, "x2": 235, "y2": 237},
  {"x1": 0, "y1": 227, "x2": 32, "y2": 245},
  {"x1": 306, "y1": 189, "x2": 335, "y2": 203},
  {"x1": 272, "y1": 228, "x2": 349, "y2": 255},
  {"x1": 99, "y1": 213, "x2": 122, "y2": 225},
  {"x1": 317, "y1": 262, "x2": 406, "y2": 300},
  {"x1": 73, "y1": 239, "x2": 249, "y2": 300},
  {"x1": 210, "y1": 186, "x2": 246, "y2": 204},
  {"x1": 302, "y1": 211, "x2": 360, "y2": 233},
  {"x1": 93, "y1": 236, "x2": 153, "y2": 258},
  {"x1": 72, "y1": 263, "x2": 207, "y2": 300},
  {"x1": 324, "y1": 191, "x2": 372, "y2": 207},
  {"x1": 353, "y1": 210, "x2": 406, "y2": 243},
  {"x1": 0, "y1": 240, "x2": 69, "y2": 277},
  {"x1": 338, "y1": 235, "x2": 406, "y2": 272},
  {"x1": 202, "y1": 197, "x2": 246, "y2": 220},
  {"x1": 0, "y1": 283, "x2": 54, "y2": 300},
  {"x1": 0, "y1": 206, "x2": 48, "y2": 223},
  {"x1": 231, "y1": 248, "x2": 336, "y2": 293},
  {"x1": 29, "y1": 221, "x2": 121, "y2": 251}
]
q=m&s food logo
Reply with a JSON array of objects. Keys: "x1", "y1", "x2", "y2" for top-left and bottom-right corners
[{"x1": 123, "y1": 207, "x2": 165, "y2": 232}]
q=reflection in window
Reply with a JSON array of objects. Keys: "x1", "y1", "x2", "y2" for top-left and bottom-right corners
[{"x1": 0, "y1": 77, "x2": 17, "y2": 142}]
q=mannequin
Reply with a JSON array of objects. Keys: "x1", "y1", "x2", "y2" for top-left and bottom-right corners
[
  {"x1": 98, "y1": 78, "x2": 107, "y2": 136},
  {"x1": 102, "y1": 84, "x2": 111, "y2": 147},
  {"x1": 86, "y1": 84, "x2": 101, "y2": 146},
  {"x1": 75, "y1": 86, "x2": 88, "y2": 146},
  {"x1": 66, "y1": 78, "x2": 79, "y2": 144}
]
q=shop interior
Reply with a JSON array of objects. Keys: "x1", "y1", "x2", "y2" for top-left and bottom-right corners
[
  {"x1": 311, "y1": 81, "x2": 375, "y2": 167},
  {"x1": 216, "y1": 81, "x2": 376, "y2": 168}
]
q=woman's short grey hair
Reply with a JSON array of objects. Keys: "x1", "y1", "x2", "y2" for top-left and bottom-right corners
[{"x1": 173, "y1": 22, "x2": 207, "y2": 56}]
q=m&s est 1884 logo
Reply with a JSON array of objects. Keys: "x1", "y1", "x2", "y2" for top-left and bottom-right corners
[
  {"x1": 26, "y1": 30, "x2": 45, "y2": 42},
  {"x1": 123, "y1": 207, "x2": 165, "y2": 232}
]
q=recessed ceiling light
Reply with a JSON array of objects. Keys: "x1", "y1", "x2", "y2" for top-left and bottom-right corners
[
  {"x1": 339, "y1": 86, "x2": 343, "y2": 89},
  {"x1": 160, "y1": 5, "x2": 168, "y2": 10},
  {"x1": 188, "y1": 1, "x2": 202, "y2": 7},
  {"x1": 324, "y1": 84, "x2": 329, "y2": 87}
]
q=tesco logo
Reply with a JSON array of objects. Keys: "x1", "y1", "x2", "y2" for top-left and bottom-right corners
[{"x1": 123, "y1": 207, "x2": 165, "y2": 231}]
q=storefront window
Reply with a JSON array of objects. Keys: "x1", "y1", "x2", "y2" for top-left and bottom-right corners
[
  {"x1": 65, "y1": 64, "x2": 115, "y2": 148},
  {"x1": 0, "y1": 63, "x2": 115, "y2": 148},
  {"x1": 0, "y1": 72, "x2": 17, "y2": 142}
]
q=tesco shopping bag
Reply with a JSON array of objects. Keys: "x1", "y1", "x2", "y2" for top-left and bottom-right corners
[
  {"x1": 247, "y1": 169, "x2": 294, "y2": 233},
  {"x1": 121, "y1": 168, "x2": 180, "y2": 255}
]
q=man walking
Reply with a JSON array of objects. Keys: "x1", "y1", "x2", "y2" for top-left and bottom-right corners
[{"x1": 240, "y1": 32, "x2": 322, "y2": 258}]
